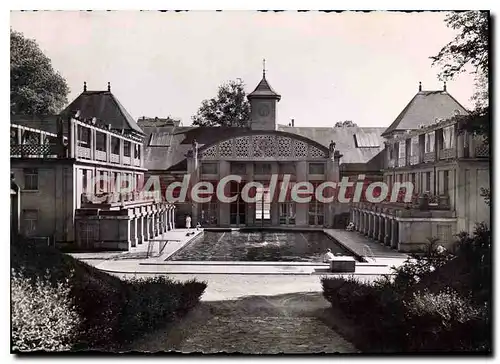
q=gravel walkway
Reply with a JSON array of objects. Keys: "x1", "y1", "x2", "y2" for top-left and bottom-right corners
[{"x1": 128, "y1": 291, "x2": 359, "y2": 354}]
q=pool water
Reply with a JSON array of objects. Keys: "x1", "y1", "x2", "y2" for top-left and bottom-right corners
[{"x1": 168, "y1": 231, "x2": 356, "y2": 262}]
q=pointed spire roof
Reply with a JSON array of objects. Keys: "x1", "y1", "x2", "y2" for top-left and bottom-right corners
[{"x1": 248, "y1": 62, "x2": 281, "y2": 100}]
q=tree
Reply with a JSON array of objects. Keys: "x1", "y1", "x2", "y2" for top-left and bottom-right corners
[
  {"x1": 431, "y1": 11, "x2": 490, "y2": 144},
  {"x1": 11, "y1": 29, "x2": 69, "y2": 115},
  {"x1": 191, "y1": 79, "x2": 251, "y2": 127}
]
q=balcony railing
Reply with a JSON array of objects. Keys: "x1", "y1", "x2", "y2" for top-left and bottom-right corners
[
  {"x1": 134, "y1": 158, "x2": 141, "y2": 166},
  {"x1": 475, "y1": 144, "x2": 489, "y2": 157},
  {"x1": 110, "y1": 153, "x2": 120, "y2": 163},
  {"x1": 375, "y1": 192, "x2": 451, "y2": 211},
  {"x1": 95, "y1": 150, "x2": 107, "y2": 161},
  {"x1": 424, "y1": 152, "x2": 435, "y2": 163},
  {"x1": 77, "y1": 146, "x2": 91, "y2": 159},
  {"x1": 388, "y1": 159, "x2": 396, "y2": 168},
  {"x1": 398, "y1": 157, "x2": 406, "y2": 167},
  {"x1": 409, "y1": 155, "x2": 419, "y2": 165},
  {"x1": 439, "y1": 148, "x2": 456, "y2": 160},
  {"x1": 81, "y1": 191, "x2": 160, "y2": 205},
  {"x1": 11, "y1": 144, "x2": 62, "y2": 158},
  {"x1": 123, "y1": 156, "x2": 131, "y2": 165}
]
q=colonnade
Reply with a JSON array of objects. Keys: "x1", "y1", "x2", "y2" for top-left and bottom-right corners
[
  {"x1": 350, "y1": 208, "x2": 399, "y2": 250},
  {"x1": 129, "y1": 204, "x2": 176, "y2": 247}
]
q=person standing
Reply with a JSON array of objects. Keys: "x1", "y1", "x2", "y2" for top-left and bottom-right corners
[
  {"x1": 185, "y1": 215, "x2": 192, "y2": 230},
  {"x1": 323, "y1": 248, "x2": 335, "y2": 263}
]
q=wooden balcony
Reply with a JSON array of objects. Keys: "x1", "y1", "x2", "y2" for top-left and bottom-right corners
[
  {"x1": 475, "y1": 144, "x2": 489, "y2": 157},
  {"x1": 11, "y1": 144, "x2": 62, "y2": 158},
  {"x1": 439, "y1": 148, "x2": 456, "y2": 160},
  {"x1": 423, "y1": 152, "x2": 435, "y2": 163},
  {"x1": 77, "y1": 146, "x2": 91, "y2": 159},
  {"x1": 409, "y1": 155, "x2": 419, "y2": 165},
  {"x1": 95, "y1": 150, "x2": 107, "y2": 161},
  {"x1": 110, "y1": 153, "x2": 120, "y2": 163},
  {"x1": 81, "y1": 191, "x2": 160, "y2": 207}
]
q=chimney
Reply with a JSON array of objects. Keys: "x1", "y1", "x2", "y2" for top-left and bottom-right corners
[{"x1": 291, "y1": 119, "x2": 295, "y2": 127}]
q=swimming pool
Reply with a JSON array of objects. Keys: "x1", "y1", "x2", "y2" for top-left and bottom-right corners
[{"x1": 168, "y1": 231, "x2": 357, "y2": 262}]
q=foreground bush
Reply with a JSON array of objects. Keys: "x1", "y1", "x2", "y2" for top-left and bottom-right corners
[
  {"x1": 405, "y1": 289, "x2": 489, "y2": 352},
  {"x1": 11, "y1": 241, "x2": 207, "y2": 351},
  {"x1": 11, "y1": 269, "x2": 80, "y2": 352},
  {"x1": 321, "y1": 275, "x2": 490, "y2": 352},
  {"x1": 321, "y1": 224, "x2": 492, "y2": 353}
]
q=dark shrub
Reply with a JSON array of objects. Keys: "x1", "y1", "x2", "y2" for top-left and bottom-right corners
[
  {"x1": 404, "y1": 289, "x2": 490, "y2": 352},
  {"x1": 11, "y1": 269, "x2": 81, "y2": 352},
  {"x1": 11, "y1": 241, "x2": 207, "y2": 350},
  {"x1": 321, "y1": 222, "x2": 492, "y2": 353},
  {"x1": 321, "y1": 276, "x2": 406, "y2": 351}
]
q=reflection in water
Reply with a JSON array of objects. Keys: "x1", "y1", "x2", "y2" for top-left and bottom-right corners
[{"x1": 169, "y1": 231, "x2": 354, "y2": 262}]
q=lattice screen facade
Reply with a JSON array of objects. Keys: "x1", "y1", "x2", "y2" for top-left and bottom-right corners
[{"x1": 199, "y1": 135, "x2": 328, "y2": 160}]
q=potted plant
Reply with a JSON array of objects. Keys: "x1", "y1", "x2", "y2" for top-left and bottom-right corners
[
  {"x1": 429, "y1": 194, "x2": 439, "y2": 206},
  {"x1": 419, "y1": 192, "x2": 430, "y2": 210}
]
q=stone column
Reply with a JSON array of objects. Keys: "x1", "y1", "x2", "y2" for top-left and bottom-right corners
[
  {"x1": 378, "y1": 215, "x2": 384, "y2": 242},
  {"x1": 384, "y1": 218, "x2": 391, "y2": 246},
  {"x1": 362, "y1": 212, "x2": 366, "y2": 234},
  {"x1": 368, "y1": 213, "x2": 372, "y2": 237},
  {"x1": 166, "y1": 207, "x2": 171, "y2": 230},
  {"x1": 137, "y1": 215, "x2": 144, "y2": 245},
  {"x1": 173, "y1": 207, "x2": 177, "y2": 230},
  {"x1": 130, "y1": 217, "x2": 137, "y2": 248},
  {"x1": 373, "y1": 215, "x2": 379, "y2": 240},
  {"x1": 153, "y1": 212, "x2": 159, "y2": 237},
  {"x1": 163, "y1": 208, "x2": 168, "y2": 233},
  {"x1": 148, "y1": 214, "x2": 154, "y2": 239},
  {"x1": 391, "y1": 219, "x2": 398, "y2": 249},
  {"x1": 145, "y1": 215, "x2": 151, "y2": 241}
]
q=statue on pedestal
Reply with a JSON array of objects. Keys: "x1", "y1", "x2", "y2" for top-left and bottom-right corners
[
  {"x1": 328, "y1": 140, "x2": 336, "y2": 158},
  {"x1": 192, "y1": 138, "x2": 199, "y2": 157}
]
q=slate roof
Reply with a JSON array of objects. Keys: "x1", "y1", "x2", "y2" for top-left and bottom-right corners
[
  {"x1": 247, "y1": 75, "x2": 281, "y2": 100},
  {"x1": 382, "y1": 90, "x2": 468, "y2": 136},
  {"x1": 142, "y1": 124, "x2": 386, "y2": 172},
  {"x1": 60, "y1": 90, "x2": 144, "y2": 135},
  {"x1": 11, "y1": 115, "x2": 60, "y2": 134}
]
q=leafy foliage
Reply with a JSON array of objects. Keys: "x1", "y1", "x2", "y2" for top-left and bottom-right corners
[
  {"x1": 431, "y1": 12, "x2": 490, "y2": 143},
  {"x1": 321, "y1": 224, "x2": 491, "y2": 352},
  {"x1": 11, "y1": 29, "x2": 69, "y2": 115},
  {"x1": 431, "y1": 11, "x2": 488, "y2": 80},
  {"x1": 11, "y1": 240, "x2": 207, "y2": 351},
  {"x1": 192, "y1": 79, "x2": 251, "y2": 127},
  {"x1": 11, "y1": 269, "x2": 81, "y2": 352},
  {"x1": 334, "y1": 120, "x2": 357, "y2": 127}
]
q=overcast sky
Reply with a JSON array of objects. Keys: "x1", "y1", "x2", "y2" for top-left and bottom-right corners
[{"x1": 10, "y1": 11, "x2": 476, "y2": 128}]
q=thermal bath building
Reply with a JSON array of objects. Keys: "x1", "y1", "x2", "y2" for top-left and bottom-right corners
[{"x1": 140, "y1": 72, "x2": 490, "y2": 252}]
